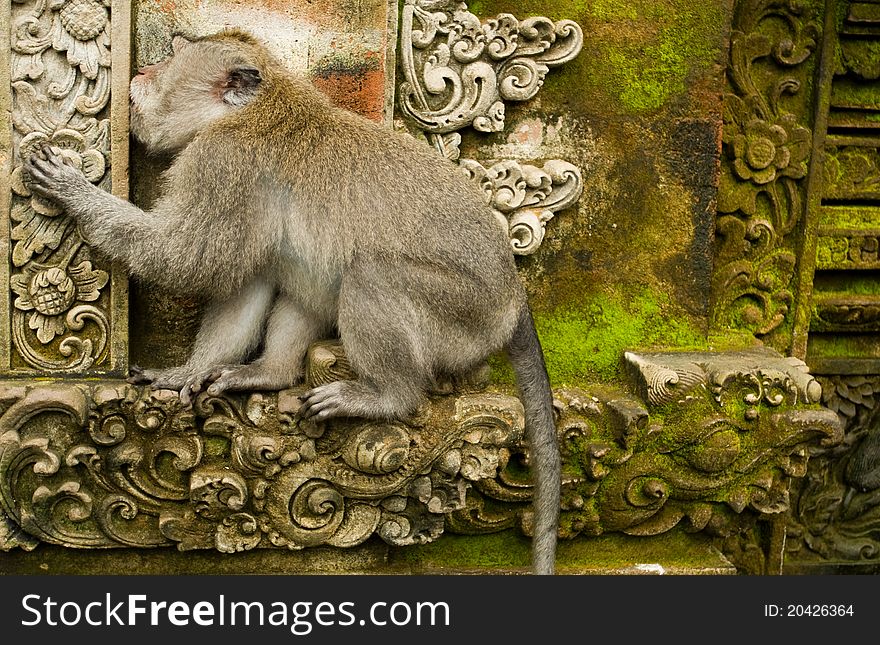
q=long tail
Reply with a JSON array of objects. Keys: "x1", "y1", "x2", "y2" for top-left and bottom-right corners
[{"x1": 506, "y1": 304, "x2": 560, "y2": 575}]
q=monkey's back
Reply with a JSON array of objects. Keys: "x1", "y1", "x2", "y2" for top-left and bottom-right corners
[{"x1": 199, "y1": 75, "x2": 526, "y2": 356}]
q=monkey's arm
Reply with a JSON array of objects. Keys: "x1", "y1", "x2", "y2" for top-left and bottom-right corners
[
  {"x1": 24, "y1": 147, "x2": 173, "y2": 281},
  {"x1": 24, "y1": 145, "x2": 267, "y2": 295}
]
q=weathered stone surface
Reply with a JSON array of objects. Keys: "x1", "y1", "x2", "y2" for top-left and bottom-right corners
[
  {"x1": 711, "y1": 0, "x2": 880, "y2": 573},
  {"x1": 0, "y1": 0, "x2": 852, "y2": 576},
  {"x1": 788, "y1": 374, "x2": 880, "y2": 564},
  {"x1": 134, "y1": 0, "x2": 392, "y2": 123},
  {"x1": 0, "y1": 376, "x2": 526, "y2": 553}
]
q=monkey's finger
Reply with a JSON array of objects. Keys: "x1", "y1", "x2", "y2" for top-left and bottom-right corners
[
  {"x1": 29, "y1": 156, "x2": 56, "y2": 176},
  {"x1": 23, "y1": 171, "x2": 55, "y2": 198},
  {"x1": 39, "y1": 145, "x2": 63, "y2": 166},
  {"x1": 301, "y1": 398, "x2": 341, "y2": 421},
  {"x1": 179, "y1": 386, "x2": 196, "y2": 408}
]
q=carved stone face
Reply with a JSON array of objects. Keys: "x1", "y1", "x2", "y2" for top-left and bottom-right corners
[{"x1": 129, "y1": 35, "x2": 261, "y2": 155}]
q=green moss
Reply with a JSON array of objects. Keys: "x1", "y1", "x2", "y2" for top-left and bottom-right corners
[
  {"x1": 487, "y1": 352, "x2": 516, "y2": 385},
  {"x1": 394, "y1": 531, "x2": 531, "y2": 569},
  {"x1": 391, "y1": 529, "x2": 733, "y2": 572},
  {"x1": 841, "y1": 40, "x2": 880, "y2": 80},
  {"x1": 814, "y1": 272, "x2": 880, "y2": 296},
  {"x1": 831, "y1": 80, "x2": 880, "y2": 110},
  {"x1": 587, "y1": 0, "x2": 638, "y2": 21},
  {"x1": 808, "y1": 333, "x2": 880, "y2": 359},
  {"x1": 583, "y1": 1, "x2": 725, "y2": 113},
  {"x1": 820, "y1": 205, "x2": 880, "y2": 229},
  {"x1": 534, "y1": 288, "x2": 706, "y2": 384}
]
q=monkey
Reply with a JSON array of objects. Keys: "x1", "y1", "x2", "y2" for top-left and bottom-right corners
[{"x1": 24, "y1": 30, "x2": 560, "y2": 574}]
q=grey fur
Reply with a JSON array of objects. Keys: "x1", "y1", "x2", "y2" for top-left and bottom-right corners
[{"x1": 23, "y1": 31, "x2": 560, "y2": 574}]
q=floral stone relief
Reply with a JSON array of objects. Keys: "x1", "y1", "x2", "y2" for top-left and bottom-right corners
[
  {"x1": 713, "y1": 0, "x2": 820, "y2": 348},
  {"x1": 398, "y1": 0, "x2": 584, "y2": 256},
  {"x1": 5, "y1": 0, "x2": 123, "y2": 374}
]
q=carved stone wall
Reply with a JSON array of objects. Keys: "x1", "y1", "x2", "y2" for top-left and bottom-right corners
[
  {"x1": 712, "y1": 0, "x2": 825, "y2": 355},
  {"x1": 0, "y1": 0, "x2": 841, "y2": 575},
  {"x1": 715, "y1": 0, "x2": 880, "y2": 572},
  {"x1": 397, "y1": 0, "x2": 584, "y2": 255},
  {"x1": 2, "y1": 0, "x2": 129, "y2": 376}
]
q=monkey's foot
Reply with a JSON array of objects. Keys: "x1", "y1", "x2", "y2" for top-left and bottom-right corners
[
  {"x1": 299, "y1": 380, "x2": 421, "y2": 422},
  {"x1": 205, "y1": 361, "x2": 302, "y2": 397},
  {"x1": 128, "y1": 364, "x2": 229, "y2": 406}
]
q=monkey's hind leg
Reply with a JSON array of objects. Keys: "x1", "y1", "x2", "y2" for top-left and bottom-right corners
[
  {"x1": 207, "y1": 296, "x2": 327, "y2": 395},
  {"x1": 299, "y1": 269, "x2": 426, "y2": 422},
  {"x1": 132, "y1": 280, "x2": 275, "y2": 405}
]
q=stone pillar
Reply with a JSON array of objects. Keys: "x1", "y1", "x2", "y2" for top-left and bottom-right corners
[{"x1": 1, "y1": 0, "x2": 129, "y2": 376}]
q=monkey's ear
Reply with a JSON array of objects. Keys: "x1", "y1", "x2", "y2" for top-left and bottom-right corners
[{"x1": 222, "y1": 66, "x2": 262, "y2": 106}]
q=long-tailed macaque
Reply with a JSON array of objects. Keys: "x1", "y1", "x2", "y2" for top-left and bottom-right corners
[{"x1": 24, "y1": 30, "x2": 560, "y2": 574}]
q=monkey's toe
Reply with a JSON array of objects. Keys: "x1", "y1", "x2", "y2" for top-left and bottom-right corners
[
  {"x1": 206, "y1": 363, "x2": 302, "y2": 396},
  {"x1": 299, "y1": 382, "x2": 349, "y2": 420}
]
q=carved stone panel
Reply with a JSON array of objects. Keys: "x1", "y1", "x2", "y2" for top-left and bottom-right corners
[
  {"x1": 397, "y1": 0, "x2": 585, "y2": 256},
  {"x1": 1, "y1": 0, "x2": 129, "y2": 376},
  {"x1": 712, "y1": 0, "x2": 824, "y2": 353},
  {"x1": 0, "y1": 346, "x2": 840, "y2": 556}
]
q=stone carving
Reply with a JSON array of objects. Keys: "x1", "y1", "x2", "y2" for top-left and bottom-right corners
[
  {"x1": 398, "y1": 0, "x2": 584, "y2": 256},
  {"x1": 460, "y1": 159, "x2": 583, "y2": 255},
  {"x1": 816, "y1": 232, "x2": 880, "y2": 270},
  {"x1": 0, "y1": 378, "x2": 525, "y2": 552},
  {"x1": 1, "y1": 347, "x2": 839, "y2": 553},
  {"x1": 822, "y1": 147, "x2": 880, "y2": 201},
  {"x1": 399, "y1": 0, "x2": 582, "y2": 137},
  {"x1": 788, "y1": 375, "x2": 880, "y2": 561},
  {"x1": 713, "y1": 0, "x2": 820, "y2": 347},
  {"x1": 6, "y1": 0, "x2": 118, "y2": 372},
  {"x1": 624, "y1": 348, "x2": 823, "y2": 412},
  {"x1": 452, "y1": 349, "x2": 840, "y2": 543},
  {"x1": 811, "y1": 296, "x2": 880, "y2": 332}
]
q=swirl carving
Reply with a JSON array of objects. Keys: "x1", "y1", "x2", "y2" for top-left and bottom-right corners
[
  {"x1": 0, "y1": 345, "x2": 839, "y2": 555},
  {"x1": 713, "y1": 0, "x2": 821, "y2": 347},
  {"x1": 398, "y1": 1, "x2": 584, "y2": 255}
]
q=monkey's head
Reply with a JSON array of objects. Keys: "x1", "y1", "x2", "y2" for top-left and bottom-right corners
[{"x1": 130, "y1": 31, "x2": 267, "y2": 155}]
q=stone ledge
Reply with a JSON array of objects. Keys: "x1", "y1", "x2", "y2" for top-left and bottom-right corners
[{"x1": 0, "y1": 345, "x2": 842, "y2": 573}]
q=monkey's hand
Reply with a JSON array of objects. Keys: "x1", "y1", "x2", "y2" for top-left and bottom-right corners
[{"x1": 23, "y1": 146, "x2": 93, "y2": 209}]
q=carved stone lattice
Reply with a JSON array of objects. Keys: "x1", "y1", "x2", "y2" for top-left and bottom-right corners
[
  {"x1": 2, "y1": 0, "x2": 127, "y2": 375},
  {"x1": 398, "y1": 0, "x2": 584, "y2": 255},
  {"x1": 713, "y1": 0, "x2": 821, "y2": 348}
]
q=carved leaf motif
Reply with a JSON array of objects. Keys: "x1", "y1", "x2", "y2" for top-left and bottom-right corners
[
  {"x1": 8, "y1": 0, "x2": 114, "y2": 372},
  {"x1": 400, "y1": 1, "x2": 583, "y2": 134},
  {"x1": 713, "y1": 0, "x2": 820, "y2": 346},
  {"x1": 458, "y1": 159, "x2": 583, "y2": 255}
]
